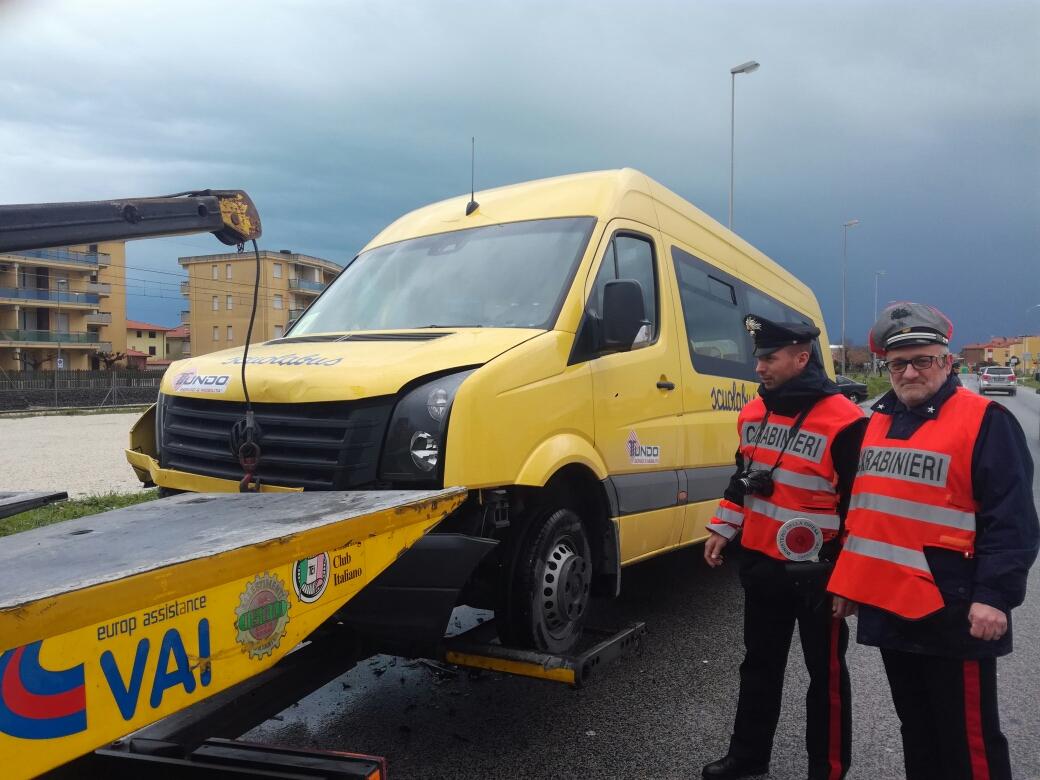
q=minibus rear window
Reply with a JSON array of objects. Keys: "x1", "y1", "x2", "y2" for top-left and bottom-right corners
[{"x1": 292, "y1": 217, "x2": 595, "y2": 333}]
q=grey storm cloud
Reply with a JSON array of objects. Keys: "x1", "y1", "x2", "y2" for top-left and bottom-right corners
[{"x1": 0, "y1": 0, "x2": 1037, "y2": 343}]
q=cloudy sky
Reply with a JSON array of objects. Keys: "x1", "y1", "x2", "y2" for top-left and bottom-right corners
[{"x1": 1, "y1": 0, "x2": 1037, "y2": 347}]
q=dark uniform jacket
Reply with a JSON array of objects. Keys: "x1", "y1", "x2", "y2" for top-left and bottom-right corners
[{"x1": 855, "y1": 374, "x2": 1040, "y2": 657}]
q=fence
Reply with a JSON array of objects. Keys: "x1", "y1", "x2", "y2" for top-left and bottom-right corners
[{"x1": 0, "y1": 369, "x2": 167, "y2": 411}]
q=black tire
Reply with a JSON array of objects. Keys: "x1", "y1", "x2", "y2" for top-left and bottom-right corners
[{"x1": 497, "y1": 507, "x2": 592, "y2": 653}]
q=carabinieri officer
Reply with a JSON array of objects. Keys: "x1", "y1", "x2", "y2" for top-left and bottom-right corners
[
  {"x1": 828, "y1": 302, "x2": 1039, "y2": 780},
  {"x1": 703, "y1": 315, "x2": 866, "y2": 780}
]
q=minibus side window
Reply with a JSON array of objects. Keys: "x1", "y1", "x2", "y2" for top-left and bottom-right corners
[
  {"x1": 671, "y1": 246, "x2": 757, "y2": 381},
  {"x1": 587, "y1": 233, "x2": 658, "y2": 341},
  {"x1": 615, "y1": 235, "x2": 658, "y2": 339}
]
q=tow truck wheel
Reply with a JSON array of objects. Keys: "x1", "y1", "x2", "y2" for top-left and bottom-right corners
[{"x1": 498, "y1": 507, "x2": 592, "y2": 654}]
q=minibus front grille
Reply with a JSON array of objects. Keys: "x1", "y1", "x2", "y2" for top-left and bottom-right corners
[{"x1": 160, "y1": 395, "x2": 393, "y2": 490}]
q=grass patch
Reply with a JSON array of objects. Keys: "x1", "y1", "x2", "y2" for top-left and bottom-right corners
[{"x1": 0, "y1": 489, "x2": 160, "y2": 537}]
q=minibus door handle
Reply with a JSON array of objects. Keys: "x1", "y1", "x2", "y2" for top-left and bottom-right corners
[{"x1": 656, "y1": 380, "x2": 676, "y2": 391}]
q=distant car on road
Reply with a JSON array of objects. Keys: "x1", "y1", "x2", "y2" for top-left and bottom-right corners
[
  {"x1": 835, "y1": 374, "x2": 868, "y2": 402},
  {"x1": 979, "y1": 366, "x2": 1017, "y2": 396}
]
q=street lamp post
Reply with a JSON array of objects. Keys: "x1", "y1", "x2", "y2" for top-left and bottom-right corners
[
  {"x1": 872, "y1": 269, "x2": 886, "y2": 374},
  {"x1": 841, "y1": 219, "x2": 860, "y2": 375},
  {"x1": 729, "y1": 60, "x2": 760, "y2": 231},
  {"x1": 874, "y1": 269, "x2": 886, "y2": 320}
]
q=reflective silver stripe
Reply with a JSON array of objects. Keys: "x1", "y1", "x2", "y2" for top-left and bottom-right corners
[
  {"x1": 849, "y1": 492, "x2": 975, "y2": 532},
  {"x1": 749, "y1": 461, "x2": 836, "y2": 493},
  {"x1": 843, "y1": 535, "x2": 931, "y2": 574},
  {"x1": 708, "y1": 521, "x2": 739, "y2": 540},
  {"x1": 715, "y1": 505, "x2": 745, "y2": 526},
  {"x1": 744, "y1": 496, "x2": 840, "y2": 530}
]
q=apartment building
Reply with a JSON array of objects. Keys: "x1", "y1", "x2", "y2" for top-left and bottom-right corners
[
  {"x1": 179, "y1": 250, "x2": 341, "y2": 357},
  {"x1": 0, "y1": 242, "x2": 128, "y2": 371},
  {"x1": 166, "y1": 324, "x2": 190, "y2": 361},
  {"x1": 1009, "y1": 335, "x2": 1040, "y2": 374},
  {"x1": 126, "y1": 319, "x2": 173, "y2": 364},
  {"x1": 962, "y1": 335, "x2": 1040, "y2": 372}
]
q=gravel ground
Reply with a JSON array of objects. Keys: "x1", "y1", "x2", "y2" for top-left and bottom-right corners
[{"x1": 0, "y1": 412, "x2": 146, "y2": 498}]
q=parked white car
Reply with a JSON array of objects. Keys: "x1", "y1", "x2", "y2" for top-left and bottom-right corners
[{"x1": 979, "y1": 366, "x2": 1017, "y2": 396}]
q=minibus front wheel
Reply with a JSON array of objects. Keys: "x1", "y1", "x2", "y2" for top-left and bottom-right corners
[{"x1": 499, "y1": 506, "x2": 592, "y2": 653}]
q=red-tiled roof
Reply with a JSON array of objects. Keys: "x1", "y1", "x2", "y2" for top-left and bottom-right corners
[
  {"x1": 166, "y1": 325, "x2": 190, "y2": 338},
  {"x1": 126, "y1": 320, "x2": 174, "y2": 331},
  {"x1": 125, "y1": 348, "x2": 148, "y2": 356}
]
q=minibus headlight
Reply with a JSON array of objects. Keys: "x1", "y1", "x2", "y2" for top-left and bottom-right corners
[
  {"x1": 380, "y1": 370, "x2": 474, "y2": 483},
  {"x1": 409, "y1": 431, "x2": 439, "y2": 471}
]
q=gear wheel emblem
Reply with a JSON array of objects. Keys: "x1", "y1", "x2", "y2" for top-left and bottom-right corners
[{"x1": 234, "y1": 573, "x2": 290, "y2": 659}]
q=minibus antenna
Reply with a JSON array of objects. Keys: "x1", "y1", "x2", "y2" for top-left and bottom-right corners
[{"x1": 466, "y1": 136, "x2": 479, "y2": 216}]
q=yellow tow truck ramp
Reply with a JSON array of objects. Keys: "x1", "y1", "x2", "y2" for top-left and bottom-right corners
[{"x1": 0, "y1": 489, "x2": 465, "y2": 779}]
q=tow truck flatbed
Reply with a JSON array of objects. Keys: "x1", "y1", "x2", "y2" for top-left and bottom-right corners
[
  {"x1": 0, "y1": 490, "x2": 68, "y2": 520},
  {"x1": 0, "y1": 489, "x2": 465, "y2": 778}
]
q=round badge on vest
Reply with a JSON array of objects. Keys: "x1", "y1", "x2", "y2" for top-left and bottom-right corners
[{"x1": 776, "y1": 518, "x2": 823, "y2": 561}]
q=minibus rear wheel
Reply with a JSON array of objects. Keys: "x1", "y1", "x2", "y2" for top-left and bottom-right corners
[{"x1": 499, "y1": 507, "x2": 592, "y2": 653}]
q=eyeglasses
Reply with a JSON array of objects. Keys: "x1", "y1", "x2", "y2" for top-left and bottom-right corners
[{"x1": 887, "y1": 355, "x2": 949, "y2": 373}]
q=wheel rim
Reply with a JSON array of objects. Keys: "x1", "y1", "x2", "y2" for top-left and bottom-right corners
[{"x1": 539, "y1": 536, "x2": 591, "y2": 636}]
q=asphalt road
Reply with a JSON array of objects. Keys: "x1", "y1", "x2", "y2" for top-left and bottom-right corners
[{"x1": 246, "y1": 376, "x2": 1040, "y2": 779}]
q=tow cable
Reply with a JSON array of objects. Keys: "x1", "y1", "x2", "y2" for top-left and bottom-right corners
[{"x1": 230, "y1": 238, "x2": 264, "y2": 492}]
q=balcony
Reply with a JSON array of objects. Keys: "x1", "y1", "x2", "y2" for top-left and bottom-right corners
[
  {"x1": 0, "y1": 287, "x2": 100, "y2": 306},
  {"x1": 181, "y1": 310, "x2": 191, "y2": 324},
  {"x1": 0, "y1": 329, "x2": 100, "y2": 344},
  {"x1": 180, "y1": 281, "x2": 189, "y2": 295},
  {"x1": 4, "y1": 247, "x2": 110, "y2": 268},
  {"x1": 85, "y1": 312, "x2": 112, "y2": 325},
  {"x1": 288, "y1": 278, "x2": 325, "y2": 294},
  {"x1": 288, "y1": 308, "x2": 305, "y2": 320},
  {"x1": 85, "y1": 282, "x2": 112, "y2": 296}
]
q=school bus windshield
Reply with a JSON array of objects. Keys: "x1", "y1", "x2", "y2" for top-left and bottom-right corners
[{"x1": 292, "y1": 217, "x2": 595, "y2": 332}]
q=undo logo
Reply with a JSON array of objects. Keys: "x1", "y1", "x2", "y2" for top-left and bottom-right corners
[{"x1": 172, "y1": 370, "x2": 230, "y2": 394}]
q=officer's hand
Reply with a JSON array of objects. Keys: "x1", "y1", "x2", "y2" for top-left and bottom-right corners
[
  {"x1": 968, "y1": 602, "x2": 1007, "y2": 641},
  {"x1": 704, "y1": 533, "x2": 728, "y2": 568},
  {"x1": 831, "y1": 595, "x2": 858, "y2": 619}
]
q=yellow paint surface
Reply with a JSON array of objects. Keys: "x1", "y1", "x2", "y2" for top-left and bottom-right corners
[{"x1": 0, "y1": 492, "x2": 463, "y2": 779}]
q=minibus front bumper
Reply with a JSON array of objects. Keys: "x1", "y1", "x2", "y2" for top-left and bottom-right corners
[{"x1": 124, "y1": 449, "x2": 497, "y2": 652}]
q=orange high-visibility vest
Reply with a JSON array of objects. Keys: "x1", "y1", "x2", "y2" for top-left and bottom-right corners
[
  {"x1": 708, "y1": 394, "x2": 864, "y2": 561},
  {"x1": 828, "y1": 387, "x2": 991, "y2": 619}
]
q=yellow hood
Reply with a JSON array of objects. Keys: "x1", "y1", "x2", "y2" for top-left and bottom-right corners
[{"x1": 161, "y1": 329, "x2": 542, "y2": 403}]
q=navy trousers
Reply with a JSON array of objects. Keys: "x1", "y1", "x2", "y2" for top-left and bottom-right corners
[
  {"x1": 729, "y1": 552, "x2": 852, "y2": 780},
  {"x1": 881, "y1": 648, "x2": 1011, "y2": 780}
]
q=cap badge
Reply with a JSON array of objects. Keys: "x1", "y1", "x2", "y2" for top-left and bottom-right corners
[
  {"x1": 744, "y1": 316, "x2": 762, "y2": 334},
  {"x1": 890, "y1": 307, "x2": 911, "y2": 319}
]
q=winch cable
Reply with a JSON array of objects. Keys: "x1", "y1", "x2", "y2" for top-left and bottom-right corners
[{"x1": 230, "y1": 238, "x2": 263, "y2": 492}]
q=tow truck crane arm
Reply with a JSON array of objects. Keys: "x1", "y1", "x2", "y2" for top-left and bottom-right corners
[{"x1": 0, "y1": 189, "x2": 261, "y2": 252}]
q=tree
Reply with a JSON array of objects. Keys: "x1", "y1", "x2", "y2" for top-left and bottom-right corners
[
  {"x1": 17, "y1": 352, "x2": 51, "y2": 370},
  {"x1": 96, "y1": 351, "x2": 127, "y2": 370}
]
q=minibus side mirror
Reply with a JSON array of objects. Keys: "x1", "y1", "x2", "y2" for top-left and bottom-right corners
[{"x1": 601, "y1": 279, "x2": 649, "y2": 351}]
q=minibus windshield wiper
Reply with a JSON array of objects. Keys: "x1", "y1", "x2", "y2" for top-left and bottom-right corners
[{"x1": 418, "y1": 324, "x2": 483, "y2": 328}]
